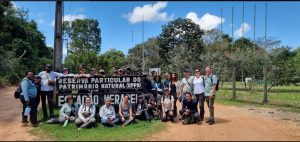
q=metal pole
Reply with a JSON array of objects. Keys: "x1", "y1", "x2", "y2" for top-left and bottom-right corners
[
  {"x1": 221, "y1": 8, "x2": 223, "y2": 32},
  {"x1": 54, "y1": 0, "x2": 63, "y2": 72},
  {"x1": 253, "y1": 4, "x2": 256, "y2": 52},
  {"x1": 263, "y1": 2, "x2": 268, "y2": 104},
  {"x1": 142, "y1": 15, "x2": 145, "y2": 72}
]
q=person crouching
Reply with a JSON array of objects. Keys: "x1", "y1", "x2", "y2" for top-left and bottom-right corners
[{"x1": 179, "y1": 92, "x2": 200, "y2": 125}]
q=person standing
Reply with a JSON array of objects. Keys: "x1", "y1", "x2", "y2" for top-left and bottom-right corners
[
  {"x1": 179, "y1": 69, "x2": 194, "y2": 103},
  {"x1": 20, "y1": 71, "x2": 38, "y2": 127},
  {"x1": 163, "y1": 72, "x2": 171, "y2": 89},
  {"x1": 204, "y1": 66, "x2": 218, "y2": 125},
  {"x1": 34, "y1": 75, "x2": 41, "y2": 108},
  {"x1": 193, "y1": 69, "x2": 205, "y2": 121},
  {"x1": 152, "y1": 75, "x2": 164, "y2": 95},
  {"x1": 169, "y1": 73, "x2": 180, "y2": 117},
  {"x1": 38, "y1": 64, "x2": 64, "y2": 119}
]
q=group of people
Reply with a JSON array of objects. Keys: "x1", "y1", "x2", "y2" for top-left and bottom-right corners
[{"x1": 19, "y1": 64, "x2": 218, "y2": 129}]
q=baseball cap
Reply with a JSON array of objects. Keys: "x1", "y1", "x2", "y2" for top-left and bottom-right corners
[
  {"x1": 184, "y1": 69, "x2": 190, "y2": 73},
  {"x1": 164, "y1": 88, "x2": 169, "y2": 92}
]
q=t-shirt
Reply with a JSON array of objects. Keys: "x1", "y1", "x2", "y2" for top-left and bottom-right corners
[
  {"x1": 119, "y1": 102, "x2": 131, "y2": 117},
  {"x1": 204, "y1": 74, "x2": 218, "y2": 96},
  {"x1": 180, "y1": 76, "x2": 195, "y2": 94},
  {"x1": 193, "y1": 76, "x2": 205, "y2": 94},
  {"x1": 161, "y1": 95, "x2": 174, "y2": 111}
]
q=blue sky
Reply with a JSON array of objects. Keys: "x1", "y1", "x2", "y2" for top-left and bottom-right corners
[{"x1": 13, "y1": 1, "x2": 300, "y2": 58}]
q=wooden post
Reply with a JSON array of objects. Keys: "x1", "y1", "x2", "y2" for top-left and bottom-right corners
[
  {"x1": 232, "y1": 66, "x2": 236, "y2": 100},
  {"x1": 54, "y1": 0, "x2": 63, "y2": 72},
  {"x1": 262, "y1": 65, "x2": 268, "y2": 104}
]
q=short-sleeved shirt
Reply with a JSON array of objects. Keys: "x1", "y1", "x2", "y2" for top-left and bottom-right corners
[
  {"x1": 204, "y1": 74, "x2": 218, "y2": 96},
  {"x1": 119, "y1": 102, "x2": 131, "y2": 117},
  {"x1": 193, "y1": 76, "x2": 205, "y2": 94},
  {"x1": 161, "y1": 95, "x2": 174, "y2": 111},
  {"x1": 180, "y1": 76, "x2": 195, "y2": 94}
]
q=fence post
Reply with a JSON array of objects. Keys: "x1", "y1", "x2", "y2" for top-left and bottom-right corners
[
  {"x1": 262, "y1": 65, "x2": 268, "y2": 104},
  {"x1": 232, "y1": 66, "x2": 236, "y2": 100}
]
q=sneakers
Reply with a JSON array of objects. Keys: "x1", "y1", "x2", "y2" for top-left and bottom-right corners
[
  {"x1": 32, "y1": 124, "x2": 39, "y2": 127},
  {"x1": 209, "y1": 121, "x2": 215, "y2": 125}
]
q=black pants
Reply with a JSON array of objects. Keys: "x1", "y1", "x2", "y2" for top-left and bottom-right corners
[
  {"x1": 41, "y1": 91, "x2": 54, "y2": 118},
  {"x1": 36, "y1": 92, "x2": 41, "y2": 108},
  {"x1": 195, "y1": 93, "x2": 205, "y2": 120},
  {"x1": 20, "y1": 95, "x2": 37, "y2": 124},
  {"x1": 135, "y1": 110, "x2": 151, "y2": 121}
]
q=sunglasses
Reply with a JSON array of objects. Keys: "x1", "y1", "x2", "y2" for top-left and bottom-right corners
[{"x1": 195, "y1": 70, "x2": 200, "y2": 73}]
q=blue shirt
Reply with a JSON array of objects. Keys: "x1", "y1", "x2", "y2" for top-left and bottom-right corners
[
  {"x1": 99, "y1": 105, "x2": 116, "y2": 120},
  {"x1": 163, "y1": 80, "x2": 170, "y2": 88},
  {"x1": 204, "y1": 74, "x2": 218, "y2": 96},
  {"x1": 21, "y1": 78, "x2": 37, "y2": 101},
  {"x1": 182, "y1": 99, "x2": 198, "y2": 113}
]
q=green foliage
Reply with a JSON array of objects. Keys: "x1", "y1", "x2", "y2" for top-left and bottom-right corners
[
  {"x1": 101, "y1": 48, "x2": 126, "y2": 74},
  {"x1": 63, "y1": 19, "x2": 101, "y2": 53},
  {"x1": 158, "y1": 18, "x2": 204, "y2": 66},
  {"x1": 0, "y1": 2, "x2": 53, "y2": 85},
  {"x1": 127, "y1": 37, "x2": 161, "y2": 70}
]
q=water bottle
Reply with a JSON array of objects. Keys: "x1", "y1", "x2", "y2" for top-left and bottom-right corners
[
  {"x1": 63, "y1": 119, "x2": 69, "y2": 127},
  {"x1": 24, "y1": 106, "x2": 31, "y2": 116}
]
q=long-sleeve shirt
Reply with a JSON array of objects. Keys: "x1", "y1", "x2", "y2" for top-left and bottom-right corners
[
  {"x1": 20, "y1": 78, "x2": 37, "y2": 101},
  {"x1": 99, "y1": 105, "x2": 116, "y2": 120},
  {"x1": 78, "y1": 104, "x2": 96, "y2": 120},
  {"x1": 59, "y1": 103, "x2": 79, "y2": 120},
  {"x1": 182, "y1": 99, "x2": 198, "y2": 114}
]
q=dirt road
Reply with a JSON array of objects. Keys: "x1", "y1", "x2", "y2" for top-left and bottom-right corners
[
  {"x1": 146, "y1": 103, "x2": 300, "y2": 141},
  {"x1": 1, "y1": 86, "x2": 300, "y2": 141},
  {"x1": 0, "y1": 86, "x2": 38, "y2": 141}
]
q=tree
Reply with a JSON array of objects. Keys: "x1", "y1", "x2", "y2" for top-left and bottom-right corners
[
  {"x1": 158, "y1": 18, "x2": 204, "y2": 66},
  {"x1": 101, "y1": 48, "x2": 126, "y2": 74},
  {"x1": 63, "y1": 18, "x2": 102, "y2": 73},
  {"x1": 127, "y1": 37, "x2": 161, "y2": 70},
  {"x1": 0, "y1": 2, "x2": 52, "y2": 84},
  {"x1": 63, "y1": 19, "x2": 101, "y2": 53}
]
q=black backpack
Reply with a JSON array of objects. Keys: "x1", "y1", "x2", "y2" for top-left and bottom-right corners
[{"x1": 14, "y1": 79, "x2": 30, "y2": 99}]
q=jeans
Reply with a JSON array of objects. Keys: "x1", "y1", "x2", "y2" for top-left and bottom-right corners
[
  {"x1": 205, "y1": 96, "x2": 215, "y2": 121},
  {"x1": 135, "y1": 110, "x2": 151, "y2": 121},
  {"x1": 41, "y1": 91, "x2": 54, "y2": 118},
  {"x1": 101, "y1": 118, "x2": 120, "y2": 127},
  {"x1": 195, "y1": 93, "x2": 205, "y2": 120},
  {"x1": 120, "y1": 116, "x2": 134, "y2": 126},
  {"x1": 20, "y1": 95, "x2": 37, "y2": 124}
]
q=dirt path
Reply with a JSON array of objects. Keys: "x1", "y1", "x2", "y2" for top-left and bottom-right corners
[
  {"x1": 0, "y1": 86, "x2": 38, "y2": 141},
  {"x1": 1, "y1": 86, "x2": 300, "y2": 141},
  {"x1": 146, "y1": 103, "x2": 300, "y2": 141}
]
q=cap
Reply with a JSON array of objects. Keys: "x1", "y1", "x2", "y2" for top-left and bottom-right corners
[
  {"x1": 151, "y1": 88, "x2": 157, "y2": 91},
  {"x1": 100, "y1": 69, "x2": 105, "y2": 73},
  {"x1": 113, "y1": 70, "x2": 118, "y2": 73},
  {"x1": 184, "y1": 69, "x2": 190, "y2": 73},
  {"x1": 118, "y1": 69, "x2": 123, "y2": 72},
  {"x1": 137, "y1": 68, "x2": 142, "y2": 71},
  {"x1": 63, "y1": 68, "x2": 68, "y2": 71},
  {"x1": 164, "y1": 88, "x2": 169, "y2": 92},
  {"x1": 35, "y1": 75, "x2": 41, "y2": 79},
  {"x1": 91, "y1": 68, "x2": 95, "y2": 71}
]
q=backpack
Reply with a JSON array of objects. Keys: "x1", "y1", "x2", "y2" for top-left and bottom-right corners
[
  {"x1": 210, "y1": 75, "x2": 219, "y2": 91},
  {"x1": 14, "y1": 79, "x2": 31, "y2": 99}
]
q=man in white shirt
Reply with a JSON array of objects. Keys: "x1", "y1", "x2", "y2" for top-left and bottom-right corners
[
  {"x1": 38, "y1": 64, "x2": 64, "y2": 119},
  {"x1": 99, "y1": 98, "x2": 120, "y2": 127},
  {"x1": 179, "y1": 69, "x2": 195, "y2": 102}
]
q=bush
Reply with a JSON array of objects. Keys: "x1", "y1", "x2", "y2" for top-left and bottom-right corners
[
  {"x1": 0, "y1": 77, "x2": 8, "y2": 87},
  {"x1": 7, "y1": 74, "x2": 20, "y2": 85}
]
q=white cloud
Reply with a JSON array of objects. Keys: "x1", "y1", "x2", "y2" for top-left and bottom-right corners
[
  {"x1": 51, "y1": 14, "x2": 86, "y2": 27},
  {"x1": 11, "y1": 1, "x2": 18, "y2": 9},
  {"x1": 234, "y1": 22, "x2": 251, "y2": 38},
  {"x1": 125, "y1": 1, "x2": 173, "y2": 24},
  {"x1": 186, "y1": 12, "x2": 225, "y2": 31}
]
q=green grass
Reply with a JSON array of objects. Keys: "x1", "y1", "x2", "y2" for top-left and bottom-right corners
[
  {"x1": 216, "y1": 83, "x2": 300, "y2": 113},
  {"x1": 31, "y1": 109, "x2": 165, "y2": 141}
]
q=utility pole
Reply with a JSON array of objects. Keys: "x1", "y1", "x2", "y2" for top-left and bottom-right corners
[
  {"x1": 263, "y1": 2, "x2": 268, "y2": 104},
  {"x1": 142, "y1": 15, "x2": 145, "y2": 72},
  {"x1": 54, "y1": 0, "x2": 63, "y2": 72}
]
